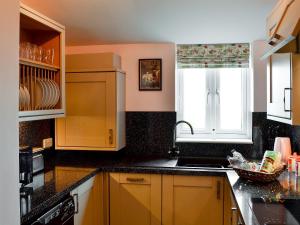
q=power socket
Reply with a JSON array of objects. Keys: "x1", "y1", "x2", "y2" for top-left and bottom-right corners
[{"x1": 43, "y1": 138, "x2": 53, "y2": 149}]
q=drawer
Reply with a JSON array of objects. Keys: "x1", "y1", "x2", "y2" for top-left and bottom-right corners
[{"x1": 173, "y1": 175, "x2": 214, "y2": 187}]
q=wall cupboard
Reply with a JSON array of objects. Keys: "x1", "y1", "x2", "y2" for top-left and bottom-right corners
[
  {"x1": 266, "y1": 0, "x2": 300, "y2": 47},
  {"x1": 55, "y1": 53, "x2": 126, "y2": 151},
  {"x1": 267, "y1": 53, "x2": 300, "y2": 124},
  {"x1": 19, "y1": 3, "x2": 65, "y2": 121}
]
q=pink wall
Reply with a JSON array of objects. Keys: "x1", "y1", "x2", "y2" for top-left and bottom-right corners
[{"x1": 66, "y1": 43, "x2": 176, "y2": 111}]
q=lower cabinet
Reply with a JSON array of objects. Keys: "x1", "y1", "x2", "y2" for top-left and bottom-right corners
[
  {"x1": 109, "y1": 173, "x2": 162, "y2": 225},
  {"x1": 108, "y1": 173, "x2": 236, "y2": 225},
  {"x1": 69, "y1": 173, "x2": 106, "y2": 225},
  {"x1": 162, "y1": 175, "x2": 224, "y2": 225},
  {"x1": 224, "y1": 180, "x2": 242, "y2": 225}
]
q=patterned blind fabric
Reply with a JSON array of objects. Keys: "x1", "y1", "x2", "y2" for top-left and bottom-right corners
[{"x1": 177, "y1": 43, "x2": 250, "y2": 69}]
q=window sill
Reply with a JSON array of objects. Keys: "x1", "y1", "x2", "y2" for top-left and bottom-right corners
[{"x1": 176, "y1": 138, "x2": 253, "y2": 144}]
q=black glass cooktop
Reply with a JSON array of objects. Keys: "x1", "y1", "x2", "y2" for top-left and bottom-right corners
[{"x1": 250, "y1": 198, "x2": 300, "y2": 225}]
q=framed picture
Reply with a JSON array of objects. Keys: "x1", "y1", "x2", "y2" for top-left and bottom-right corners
[{"x1": 139, "y1": 59, "x2": 162, "y2": 91}]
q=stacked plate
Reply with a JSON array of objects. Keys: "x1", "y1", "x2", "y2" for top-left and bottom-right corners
[
  {"x1": 35, "y1": 79, "x2": 60, "y2": 109},
  {"x1": 19, "y1": 86, "x2": 30, "y2": 109}
]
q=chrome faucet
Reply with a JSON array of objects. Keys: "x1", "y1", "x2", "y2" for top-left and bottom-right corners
[{"x1": 169, "y1": 120, "x2": 194, "y2": 157}]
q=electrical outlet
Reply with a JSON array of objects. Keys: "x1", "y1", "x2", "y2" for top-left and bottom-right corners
[{"x1": 43, "y1": 138, "x2": 53, "y2": 149}]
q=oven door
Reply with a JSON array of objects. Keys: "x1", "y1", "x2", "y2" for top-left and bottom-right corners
[{"x1": 30, "y1": 197, "x2": 75, "y2": 225}]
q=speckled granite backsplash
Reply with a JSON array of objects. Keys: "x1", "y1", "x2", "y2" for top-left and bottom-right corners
[
  {"x1": 19, "y1": 112, "x2": 300, "y2": 159},
  {"x1": 125, "y1": 112, "x2": 300, "y2": 159},
  {"x1": 19, "y1": 119, "x2": 54, "y2": 148}
]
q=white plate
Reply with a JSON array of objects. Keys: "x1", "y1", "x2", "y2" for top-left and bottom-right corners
[
  {"x1": 40, "y1": 79, "x2": 48, "y2": 108},
  {"x1": 23, "y1": 86, "x2": 30, "y2": 108},
  {"x1": 35, "y1": 80, "x2": 44, "y2": 109},
  {"x1": 42, "y1": 79, "x2": 50, "y2": 108},
  {"x1": 19, "y1": 86, "x2": 25, "y2": 109},
  {"x1": 52, "y1": 80, "x2": 60, "y2": 107},
  {"x1": 48, "y1": 80, "x2": 57, "y2": 108},
  {"x1": 46, "y1": 79, "x2": 54, "y2": 108}
]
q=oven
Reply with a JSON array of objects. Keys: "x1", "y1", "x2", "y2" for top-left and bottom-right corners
[{"x1": 26, "y1": 196, "x2": 75, "y2": 225}]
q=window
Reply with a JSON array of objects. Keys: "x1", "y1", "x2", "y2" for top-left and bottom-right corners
[{"x1": 176, "y1": 44, "x2": 251, "y2": 143}]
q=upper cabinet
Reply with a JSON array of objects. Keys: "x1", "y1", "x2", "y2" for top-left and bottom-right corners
[
  {"x1": 55, "y1": 53, "x2": 126, "y2": 151},
  {"x1": 263, "y1": 0, "x2": 300, "y2": 58},
  {"x1": 19, "y1": 3, "x2": 65, "y2": 121},
  {"x1": 267, "y1": 53, "x2": 300, "y2": 124}
]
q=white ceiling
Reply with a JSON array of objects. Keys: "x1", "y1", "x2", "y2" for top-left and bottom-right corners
[{"x1": 21, "y1": 0, "x2": 277, "y2": 46}]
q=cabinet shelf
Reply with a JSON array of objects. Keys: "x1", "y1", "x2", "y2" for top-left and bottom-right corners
[{"x1": 20, "y1": 58, "x2": 60, "y2": 71}]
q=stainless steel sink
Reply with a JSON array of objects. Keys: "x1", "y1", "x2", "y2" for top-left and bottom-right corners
[{"x1": 175, "y1": 157, "x2": 230, "y2": 169}]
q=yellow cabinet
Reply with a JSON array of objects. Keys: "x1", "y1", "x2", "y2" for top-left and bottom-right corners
[
  {"x1": 55, "y1": 70, "x2": 126, "y2": 151},
  {"x1": 162, "y1": 175, "x2": 224, "y2": 225},
  {"x1": 55, "y1": 168, "x2": 107, "y2": 225},
  {"x1": 266, "y1": 0, "x2": 300, "y2": 45},
  {"x1": 224, "y1": 180, "x2": 239, "y2": 225},
  {"x1": 109, "y1": 173, "x2": 162, "y2": 225}
]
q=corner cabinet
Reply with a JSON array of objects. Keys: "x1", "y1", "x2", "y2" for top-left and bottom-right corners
[
  {"x1": 162, "y1": 175, "x2": 224, "y2": 225},
  {"x1": 267, "y1": 53, "x2": 300, "y2": 124},
  {"x1": 55, "y1": 168, "x2": 108, "y2": 225},
  {"x1": 55, "y1": 54, "x2": 126, "y2": 151},
  {"x1": 19, "y1": 3, "x2": 65, "y2": 121},
  {"x1": 109, "y1": 173, "x2": 162, "y2": 225}
]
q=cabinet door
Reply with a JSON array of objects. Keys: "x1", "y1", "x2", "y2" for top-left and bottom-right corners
[
  {"x1": 224, "y1": 180, "x2": 239, "y2": 225},
  {"x1": 56, "y1": 72, "x2": 116, "y2": 149},
  {"x1": 110, "y1": 173, "x2": 161, "y2": 225},
  {"x1": 162, "y1": 175, "x2": 223, "y2": 225},
  {"x1": 71, "y1": 175, "x2": 104, "y2": 225},
  {"x1": 267, "y1": 53, "x2": 291, "y2": 120}
]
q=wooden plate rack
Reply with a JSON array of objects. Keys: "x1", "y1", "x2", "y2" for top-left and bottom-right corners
[{"x1": 19, "y1": 60, "x2": 60, "y2": 111}]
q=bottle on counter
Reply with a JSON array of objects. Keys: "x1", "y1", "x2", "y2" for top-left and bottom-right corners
[{"x1": 288, "y1": 153, "x2": 299, "y2": 173}]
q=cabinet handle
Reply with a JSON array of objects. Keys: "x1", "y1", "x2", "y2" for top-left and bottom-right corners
[
  {"x1": 126, "y1": 177, "x2": 145, "y2": 182},
  {"x1": 109, "y1": 129, "x2": 113, "y2": 145},
  {"x1": 73, "y1": 193, "x2": 79, "y2": 214},
  {"x1": 216, "y1": 180, "x2": 221, "y2": 200},
  {"x1": 283, "y1": 88, "x2": 292, "y2": 112}
]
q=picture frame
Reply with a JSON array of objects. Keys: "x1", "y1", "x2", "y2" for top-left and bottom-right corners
[{"x1": 139, "y1": 59, "x2": 162, "y2": 91}]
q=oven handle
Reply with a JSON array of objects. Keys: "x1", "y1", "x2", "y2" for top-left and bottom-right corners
[{"x1": 73, "y1": 193, "x2": 79, "y2": 214}]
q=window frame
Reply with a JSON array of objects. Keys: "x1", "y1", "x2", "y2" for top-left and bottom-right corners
[{"x1": 176, "y1": 67, "x2": 252, "y2": 143}]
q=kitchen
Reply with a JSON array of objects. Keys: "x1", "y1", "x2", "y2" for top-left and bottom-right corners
[{"x1": 1, "y1": 0, "x2": 300, "y2": 225}]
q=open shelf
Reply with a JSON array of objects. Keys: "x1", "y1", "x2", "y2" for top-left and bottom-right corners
[
  {"x1": 20, "y1": 58, "x2": 60, "y2": 71},
  {"x1": 19, "y1": 3, "x2": 65, "y2": 121}
]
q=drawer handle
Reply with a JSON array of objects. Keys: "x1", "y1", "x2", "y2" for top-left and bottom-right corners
[{"x1": 126, "y1": 178, "x2": 145, "y2": 182}]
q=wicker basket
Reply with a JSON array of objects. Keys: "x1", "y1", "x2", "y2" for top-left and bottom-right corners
[{"x1": 232, "y1": 165, "x2": 286, "y2": 183}]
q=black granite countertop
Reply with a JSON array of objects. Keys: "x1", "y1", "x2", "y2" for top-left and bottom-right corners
[
  {"x1": 21, "y1": 152, "x2": 300, "y2": 225},
  {"x1": 227, "y1": 170, "x2": 300, "y2": 225}
]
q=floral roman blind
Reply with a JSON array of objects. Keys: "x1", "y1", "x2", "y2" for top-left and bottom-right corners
[{"x1": 177, "y1": 43, "x2": 250, "y2": 69}]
